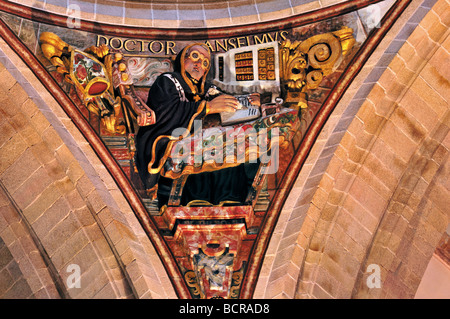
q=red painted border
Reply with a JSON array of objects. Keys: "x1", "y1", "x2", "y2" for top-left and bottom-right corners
[{"x1": 0, "y1": 0, "x2": 384, "y2": 40}]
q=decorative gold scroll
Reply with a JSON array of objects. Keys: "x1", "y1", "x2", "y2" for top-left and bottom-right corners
[
  {"x1": 40, "y1": 32, "x2": 125, "y2": 134},
  {"x1": 279, "y1": 27, "x2": 355, "y2": 109}
]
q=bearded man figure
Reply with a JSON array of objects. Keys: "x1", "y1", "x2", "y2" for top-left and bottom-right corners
[{"x1": 135, "y1": 43, "x2": 259, "y2": 208}]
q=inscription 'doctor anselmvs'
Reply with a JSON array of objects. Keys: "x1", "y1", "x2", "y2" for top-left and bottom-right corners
[{"x1": 96, "y1": 31, "x2": 289, "y2": 55}]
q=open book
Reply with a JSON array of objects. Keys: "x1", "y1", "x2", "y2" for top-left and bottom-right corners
[{"x1": 220, "y1": 95, "x2": 261, "y2": 126}]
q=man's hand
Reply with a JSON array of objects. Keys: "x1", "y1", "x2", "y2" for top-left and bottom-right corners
[
  {"x1": 248, "y1": 93, "x2": 261, "y2": 107},
  {"x1": 207, "y1": 94, "x2": 239, "y2": 114}
]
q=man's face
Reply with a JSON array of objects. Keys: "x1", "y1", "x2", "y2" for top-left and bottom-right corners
[{"x1": 184, "y1": 45, "x2": 210, "y2": 81}]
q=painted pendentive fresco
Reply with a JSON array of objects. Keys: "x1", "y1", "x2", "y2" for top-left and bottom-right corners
[{"x1": 0, "y1": 1, "x2": 396, "y2": 299}]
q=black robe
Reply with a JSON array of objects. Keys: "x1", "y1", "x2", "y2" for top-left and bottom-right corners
[
  {"x1": 135, "y1": 68, "x2": 257, "y2": 207},
  {"x1": 135, "y1": 71, "x2": 207, "y2": 190}
]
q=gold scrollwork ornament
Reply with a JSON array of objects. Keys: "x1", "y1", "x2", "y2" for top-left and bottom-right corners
[
  {"x1": 184, "y1": 271, "x2": 204, "y2": 299},
  {"x1": 280, "y1": 27, "x2": 355, "y2": 110},
  {"x1": 39, "y1": 32, "x2": 125, "y2": 134},
  {"x1": 229, "y1": 271, "x2": 243, "y2": 299}
]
